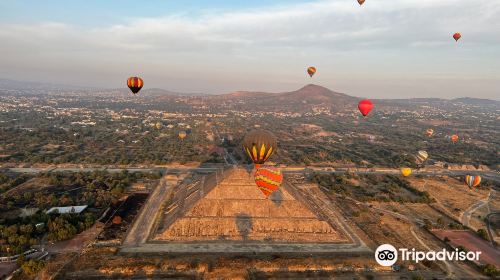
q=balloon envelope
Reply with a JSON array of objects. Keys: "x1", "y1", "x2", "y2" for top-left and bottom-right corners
[
  {"x1": 307, "y1": 67, "x2": 317, "y2": 77},
  {"x1": 400, "y1": 168, "x2": 412, "y2": 177},
  {"x1": 242, "y1": 129, "x2": 277, "y2": 168},
  {"x1": 453, "y1": 33, "x2": 461, "y2": 42},
  {"x1": 358, "y1": 99, "x2": 374, "y2": 117},
  {"x1": 451, "y1": 135, "x2": 459, "y2": 143},
  {"x1": 358, "y1": 0, "x2": 365, "y2": 5},
  {"x1": 465, "y1": 175, "x2": 481, "y2": 188},
  {"x1": 127, "y1": 77, "x2": 143, "y2": 94},
  {"x1": 426, "y1": 129, "x2": 434, "y2": 137},
  {"x1": 415, "y1": 150, "x2": 428, "y2": 165},
  {"x1": 179, "y1": 131, "x2": 187, "y2": 139},
  {"x1": 254, "y1": 166, "x2": 283, "y2": 198}
]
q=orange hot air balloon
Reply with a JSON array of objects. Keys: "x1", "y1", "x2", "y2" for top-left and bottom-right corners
[
  {"x1": 254, "y1": 166, "x2": 283, "y2": 198},
  {"x1": 426, "y1": 129, "x2": 434, "y2": 137},
  {"x1": 451, "y1": 135, "x2": 459, "y2": 143},
  {"x1": 453, "y1": 33, "x2": 461, "y2": 42},
  {"x1": 127, "y1": 77, "x2": 144, "y2": 94},
  {"x1": 307, "y1": 67, "x2": 317, "y2": 77},
  {"x1": 178, "y1": 131, "x2": 187, "y2": 140},
  {"x1": 358, "y1": 0, "x2": 365, "y2": 5},
  {"x1": 358, "y1": 99, "x2": 374, "y2": 117}
]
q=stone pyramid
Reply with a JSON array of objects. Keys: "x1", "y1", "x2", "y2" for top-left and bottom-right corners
[{"x1": 154, "y1": 168, "x2": 347, "y2": 243}]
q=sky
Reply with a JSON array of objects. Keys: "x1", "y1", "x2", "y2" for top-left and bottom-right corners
[{"x1": 0, "y1": 0, "x2": 499, "y2": 99}]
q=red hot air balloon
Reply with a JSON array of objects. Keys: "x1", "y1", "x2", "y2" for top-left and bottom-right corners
[
  {"x1": 358, "y1": 99, "x2": 374, "y2": 117},
  {"x1": 254, "y1": 166, "x2": 283, "y2": 198},
  {"x1": 451, "y1": 134, "x2": 459, "y2": 143},
  {"x1": 358, "y1": 0, "x2": 366, "y2": 5},
  {"x1": 127, "y1": 77, "x2": 144, "y2": 94},
  {"x1": 453, "y1": 33, "x2": 461, "y2": 42}
]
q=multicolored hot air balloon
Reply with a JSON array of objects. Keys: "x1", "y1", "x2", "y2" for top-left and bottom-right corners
[
  {"x1": 415, "y1": 150, "x2": 428, "y2": 165},
  {"x1": 453, "y1": 33, "x2": 461, "y2": 42},
  {"x1": 426, "y1": 129, "x2": 434, "y2": 137},
  {"x1": 400, "y1": 168, "x2": 412, "y2": 177},
  {"x1": 127, "y1": 77, "x2": 143, "y2": 94},
  {"x1": 451, "y1": 135, "x2": 459, "y2": 143},
  {"x1": 358, "y1": 0, "x2": 365, "y2": 5},
  {"x1": 178, "y1": 130, "x2": 187, "y2": 140},
  {"x1": 358, "y1": 99, "x2": 374, "y2": 117},
  {"x1": 242, "y1": 129, "x2": 277, "y2": 169},
  {"x1": 465, "y1": 175, "x2": 481, "y2": 188},
  {"x1": 254, "y1": 166, "x2": 283, "y2": 198},
  {"x1": 307, "y1": 67, "x2": 317, "y2": 77}
]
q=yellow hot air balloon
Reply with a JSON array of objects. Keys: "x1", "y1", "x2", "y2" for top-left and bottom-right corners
[
  {"x1": 179, "y1": 131, "x2": 187, "y2": 140},
  {"x1": 400, "y1": 168, "x2": 412, "y2": 177},
  {"x1": 155, "y1": 122, "x2": 162, "y2": 130}
]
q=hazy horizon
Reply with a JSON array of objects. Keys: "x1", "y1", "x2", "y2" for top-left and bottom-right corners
[{"x1": 1, "y1": 0, "x2": 499, "y2": 99}]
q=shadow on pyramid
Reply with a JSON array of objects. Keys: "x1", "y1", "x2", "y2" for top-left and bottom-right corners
[{"x1": 152, "y1": 167, "x2": 352, "y2": 244}]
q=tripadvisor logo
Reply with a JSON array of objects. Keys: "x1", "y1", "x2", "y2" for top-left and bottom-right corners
[{"x1": 375, "y1": 244, "x2": 482, "y2": 266}]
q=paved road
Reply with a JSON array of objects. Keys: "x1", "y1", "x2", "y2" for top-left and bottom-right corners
[
  {"x1": 122, "y1": 176, "x2": 173, "y2": 247},
  {"x1": 4, "y1": 165, "x2": 499, "y2": 182},
  {"x1": 461, "y1": 190, "x2": 495, "y2": 228}
]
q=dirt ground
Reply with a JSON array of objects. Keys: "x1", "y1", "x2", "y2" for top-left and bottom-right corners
[
  {"x1": 433, "y1": 230, "x2": 500, "y2": 267},
  {"x1": 408, "y1": 177, "x2": 490, "y2": 219},
  {"x1": 47, "y1": 247, "x2": 445, "y2": 280},
  {"x1": 46, "y1": 222, "x2": 104, "y2": 254}
]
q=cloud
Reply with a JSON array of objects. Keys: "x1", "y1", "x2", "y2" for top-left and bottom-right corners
[{"x1": 0, "y1": 0, "x2": 499, "y2": 98}]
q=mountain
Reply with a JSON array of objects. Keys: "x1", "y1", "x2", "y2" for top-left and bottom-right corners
[{"x1": 208, "y1": 84, "x2": 359, "y2": 112}]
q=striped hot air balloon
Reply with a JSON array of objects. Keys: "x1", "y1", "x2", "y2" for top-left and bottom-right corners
[
  {"x1": 465, "y1": 175, "x2": 481, "y2": 188},
  {"x1": 127, "y1": 77, "x2": 144, "y2": 94},
  {"x1": 307, "y1": 67, "x2": 317, "y2": 77},
  {"x1": 254, "y1": 166, "x2": 283, "y2": 198},
  {"x1": 400, "y1": 168, "x2": 412, "y2": 177},
  {"x1": 415, "y1": 150, "x2": 428, "y2": 165},
  {"x1": 242, "y1": 129, "x2": 277, "y2": 169}
]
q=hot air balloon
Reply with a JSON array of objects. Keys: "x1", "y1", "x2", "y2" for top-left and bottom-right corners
[
  {"x1": 358, "y1": 99, "x2": 374, "y2": 117},
  {"x1": 415, "y1": 150, "x2": 428, "y2": 165},
  {"x1": 179, "y1": 131, "x2": 187, "y2": 140},
  {"x1": 127, "y1": 77, "x2": 143, "y2": 94},
  {"x1": 400, "y1": 168, "x2": 412, "y2": 177},
  {"x1": 242, "y1": 129, "x2": 277, "y2": 169},
  {"x1": 254, "y1": 166, "x2": 283, "y2": 198},
  {"x1": 451, "y1": 135, "x2": 459, "y2": 143},
  {"x1": 358, "y1": 0, "x2": 365, "y2": 5},
  {"x1": 453, "y1": 33, "x2": 461, "y2": 42},
  {"x1": 307, "y1": 67, "x2": 317, "y2": 77},
  {"x1": 465, "y1": 175, "x2": 481, "y2": 188},
  {"x1": 426, "y1": 129, "x2": 434, "y2": 137},
  {"x1": 155, "y1": 122, "x2": 162, "y2": 130}
]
